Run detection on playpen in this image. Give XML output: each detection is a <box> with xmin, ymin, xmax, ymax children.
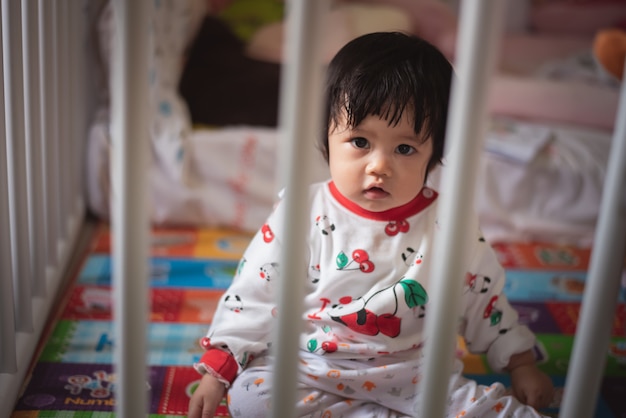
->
<box><xmin>0</xmin><ymin>0</ymin><xmax>93</xmax><ymax>415</ymax></box>
<box><xmin>1</xmin><ymin>0</ymin><xmax>625</xmax><ymax>417</ymax></box>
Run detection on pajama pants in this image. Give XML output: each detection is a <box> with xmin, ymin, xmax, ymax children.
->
<box><xmin>227</xmin><ymin>353</ymin><xmax>548</xmax><ymax>418</ymax></box>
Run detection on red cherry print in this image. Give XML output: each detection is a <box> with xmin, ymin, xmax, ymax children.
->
<box><xmin>385</xmin><ymin>220</ymin><xmax>409</xmax><ymax>236</ymax></box>
<box><xmin>200</xmin><ymin>337</ymin><xmax>211</xmax><ymax>349</ymax></box>
<box><xmin>352</xmin><ymin>249</ymin><xmax>368</xmax><ymax>263</ymax></box>
<box><xmin>339</xmin><ymin>296</ymin><xmax>353</xmax><ymax>305</ymax></box>
<box><xmin>322</xmin><ymin>341</ymin><xmax>338</xmax><ymax>353</ymax></box>
<box><xmin>385</xmin><ymin>222</ymin><xmax>399</xmax><ymax>236</ymax></box>
<box><xmin>377</xmin><ymin>313</ymin><xmax>401</xmax><ymax>338</ymax></box>
<box><xmin>465</xmin><ymin>273</ymin><xmax>476</xmax><ymax>287</ymax></box>
<box><xmin>359</xmin><ymin>259</ymin><xmax>375</xmax><ymax>273</ymax></box>
<box><xmin>261</xmin><ymin>224</ymin><xmax>274</xmax><ymax>243</ymax></box>
<box><xmin>307</xmin><ymin>297</ymin><xmax>331</xmax><ymax>320</ymax></box>
<box><xmin>484</xmin><ymin>295</ymin><xmax>498</xmax><ymax>318</ymax></box>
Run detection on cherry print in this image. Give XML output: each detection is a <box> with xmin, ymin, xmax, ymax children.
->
<box><xmin>484</xmin><ymin>295</ymin><xmax>498</xmax><ymax>318</ymax></box>
<box><xmin>466</xmin><ymin>273</ymin><xmax>477</xmax><ymax>287</ymax></box>
<box><xmin>261</xmin><ymin>224</ymin><xmax>274</xmax><ymax>243</ymax></box>
<box><xmin>385</xmin><ymin>222</ymin><xmax>399</xmax><ymax>236</ymax></box>
<box><xmin>307</xmin><ymin>297</ymin><xmax>331</xmax><ymax>320</ymax></box>
<box><xmin>322</xmin><ymin>341</ymin><xmax>338</xmax><ymax>353</ymax></box>
<box><xmin>352</xmin><ymin>249</ymin><xmax>368</xmax><ymax>263</ymax></box>
<box><xmin>339</xmin><ymin>296</ymin><xmax>353</xmax><ymax>304</ymax></box>
<box><xmin>385</xmin><ymin>219</ymin><xmax>410</xmax><ymax>236</ymax></box>
<box><xmin>352</xmin><ymin>249</ymin><xmax>375</xmax><ymax>273</ymax></box>
<box><xmin>377</xmin><ymin>313</ymin><xmax>401</xmax><ymax>338</ymax></box>
<box><xmin>200</xmin><ymin>337</ymin><xmax>211</xmax><ymax>349</ymax></box>
<box><xmin>359</xmin><ymin>260</ymin><xmax>375</xmax><ymax>273</ymax></box>
<box><xmin>337</xmin><ymin>250</ymin><xmax>375</xmax><ymax>273</ymax></box>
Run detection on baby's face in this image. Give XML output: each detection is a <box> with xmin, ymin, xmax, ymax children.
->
<box><xmin>328</xmin><ymin>111</ymin><xmax>433</xmax><ymax>213</ymax></box>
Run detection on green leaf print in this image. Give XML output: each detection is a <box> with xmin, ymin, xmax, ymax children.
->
<box><xmin>307</xmin><ymin>339</ymin><xmax>318</xmax><ymax>352</ymax></box>
<box><xmin>336</xmin><ymin>251</ymin><xmax>348</xmax><ymax>269</ymax></box>
<box><xmin>400</xmin><ymin>279</ymin><xmax>428</xmax><ymax>308</ymax></box>
<box><xmin>490</xmin><ymin>311</ymin><xmax>502</xmax><ymax>326</ymax></box>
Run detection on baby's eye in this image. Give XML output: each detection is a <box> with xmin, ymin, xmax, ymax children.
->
<box><xmin>351</xmin><ymin>137</ymin><xmax>369</xmax><ymax>149</ymax></box>
<box><xmin>396</xmin><ymin>144</ymin><xmax>416</xmax><ymax>155</ymax></box>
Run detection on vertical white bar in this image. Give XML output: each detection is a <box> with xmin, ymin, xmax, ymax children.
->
<box><xmin>22</xmin><ymin>0</ymin><xmax>46</xmax><ymax>296</ymax></box>
<box><xmin>418</xmin><ymin>1</ymin><xmax>504</xmax><ymax>416</ymax></box>
<box><xmin>2</xmin><ymin>0</ymin><xmax>33</xmax><ymax>332</ymax></box>
<box><xmin>70</xmin><ymin>0</ymin><xmax>85</xmax><ymax>214</ymax></box>
<box><xmin>56</xmin><ymin>0</ymin><xmax>69</xmax><ymax>240</ymax></box>
<box><xmin>1</xmin><ymin>2</ymin><xmax>88</xmax><ymax>411</ymax></box>
<box><xmin>111</xmin><ymin>0</ymin><xmax>151</xmax><ymax>416</ymax></box>
<box><xmin>559</xmin><ymin>70</ymin><xmax>626</xmax><ymax>418</ymax></box>
<box><xmin>0</xmin><ymin>1</ymin><xmax>17</xmax><ymax>374</ymax></box>
<box><xmin>51</xmin><ymin>2</ymin><xmax>62</xmax><ymax>247</ymax></box>
<box><xmin>269</xmin><ymin>1</ymin><xmax>329</xmax><ymax>417</ymax></box>
<box><xmin>40</xmin><ymin>0</ymin><xmax>60</xmax><ymax>269</ymax></box>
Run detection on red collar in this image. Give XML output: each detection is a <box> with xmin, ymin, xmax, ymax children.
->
<box><xmin>328</xmin><ymin>181</ymin><xmax>438</xmax><ymax>221</ymax></box>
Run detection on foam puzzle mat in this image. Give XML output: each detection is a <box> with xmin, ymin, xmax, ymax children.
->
<box><xmin>11</xmin><ymin>224</ymin><xmax>626</xmax><ymax>417</ymax></box>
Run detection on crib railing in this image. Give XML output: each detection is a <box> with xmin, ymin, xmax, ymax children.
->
<box><xmin>0</xmin><ymin>1</ymin><xmax>93</xmax><ymax>415</ymax></box>
<box><xmin>2</xmin><ymin>0</ymin><xmax>625</xmax><ymax>417</ymax></box>
<box><xmin>112</xmin><ymin>0</ymin><xmax>626</xmax><ymax>417</ymax></box>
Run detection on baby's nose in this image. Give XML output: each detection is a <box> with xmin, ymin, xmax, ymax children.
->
<box><xmin>366</xmin><ymin>153</ymin><xmax>392</xmax><ymax>176</ymax></box>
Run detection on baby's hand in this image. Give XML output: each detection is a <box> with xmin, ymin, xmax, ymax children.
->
<box><xmin>509</xmin><ymin>363</ymin><xmax>554</xmax><ymax>411</ymax></box>
<box><xmin>188</xmin><ymin>373</ymin><xmax>226</xmax><ymax>418</ymax></box>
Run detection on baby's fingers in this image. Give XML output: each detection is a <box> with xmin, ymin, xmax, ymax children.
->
<box><xmin>519</xmin><ymin>387</ymin><xmax>552</xmax><ymax>411</ymax></box>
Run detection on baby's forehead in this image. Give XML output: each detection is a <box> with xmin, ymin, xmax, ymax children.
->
<box><xmin>337</xmin><ymin>110</ymin><xmax>423</xmax><ymax>130</ymax></box>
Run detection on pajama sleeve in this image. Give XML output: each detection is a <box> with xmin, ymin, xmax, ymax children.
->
<box><xmin>194</xmin><ymin>198</ymin><xmax>290</xmax><ymax>381</ymax></box>
<box><xmin>459</xmin><ymin>233</ymin><xmax>536</xmax><ymax>372</ymax></box>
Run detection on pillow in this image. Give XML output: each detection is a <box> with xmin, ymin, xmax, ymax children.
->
<box><xmin>488</xmin><ymin>74</ymin><xmax>619</xmax><ymax>131</ymax></box>
<box><xmin>530</xmin><ymin>0</ymin><xmax>626</xmax><ymax>37</ymax></box>
<box><xmin>95</xmin><ymin>0</ymin><xmax>206</xmax><ymax>182</ymax></box>
<box><xmin>246</xmin><ymin>3</ymin><xmax>412</xmax><ymax>63</ymax></box>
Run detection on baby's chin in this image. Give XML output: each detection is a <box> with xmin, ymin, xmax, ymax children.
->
<box><xmin>354</xmin><ymin>196</ymin><xmax>398</xmax><ymax>213</ymax></box>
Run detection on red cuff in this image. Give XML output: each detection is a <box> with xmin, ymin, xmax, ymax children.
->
<box><xmin>198</xmin><ymin>348</ymin><xmax>239</xmax><ymax>385</ymax></box>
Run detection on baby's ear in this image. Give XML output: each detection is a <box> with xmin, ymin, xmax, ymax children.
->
<box><xmin>593</xmin><ymin>28</ymin><xmax>626</xmax><ymax>82</ymax></box>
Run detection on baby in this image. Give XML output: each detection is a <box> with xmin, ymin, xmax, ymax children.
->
<box><xmin>188</xmin><ymin>31</ymin><xmax>554</xmax><ymax>418</ymax></box>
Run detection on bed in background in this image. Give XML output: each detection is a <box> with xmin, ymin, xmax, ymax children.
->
<box><xmin>85</xmin><ymin>0</ymin><xmax>626</xmax><ymax>246</ymax></box>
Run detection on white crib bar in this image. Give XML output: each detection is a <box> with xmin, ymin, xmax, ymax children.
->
<box><xmin>70</xmin><ymin>0</ymin><xmax>86</xmax><ymax>219</ymax></box>
<box><xmin>0</xmin><ymin>0</ymin><xmax>17</xmax><ymax>377</ymax></box>
<box><xmin>269</xmin><ymin>0</ymin><xmax>330</xmax><ymax>416</ymax></box>
<box><xmin>23</xmin><ymin>0</ymin><xmax>46</xmax><ymax>296</ymax></box>
<box><xmin>419</xmin><ymin>1</ymin><xmax>504</xmax><ymax>416</ymax></box>
<box><xmin>559</xmin><ymin>67</ymin><xmax>626</xmax><ymax>418</ymax></box>
<box><xmin>110</xmin><ymin>0</ymin><xmax>151</xmax><ymax>416</ymax></box>
<box><xmin>39</xmin><ymin>0</ymin><xmax>60</xmax><ymax>269</ymax></box>
<box><xmin>3</xmin><ymin>0</ymin><xmax>33</xmax><ymax>334</ymax></box>
<box><xmin>0</xmin><ymin>2</ymin><xmax>624</xmax><ymax>418</ymax></box>
<box><xmin>58</xmin><ymin>0</ymin><xmax>70</xmax><ymax>241</ymax></box>
<box><xmin>0</xmin><ymin>1</ymin><xmax>87</xmax><ymax>415</ymax></box>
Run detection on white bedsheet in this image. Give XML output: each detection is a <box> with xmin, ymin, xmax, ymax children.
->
<box><xmin>86</xmin><ymin>113</ymin><xmax>617</xmax><ymax>246</ymax></box>
<box><xmin>476</xmin><ymin>119</ymin><xmax>612</xmax><ymax>245</ymax></box>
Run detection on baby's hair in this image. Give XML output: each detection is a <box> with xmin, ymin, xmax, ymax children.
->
<box><xmin>321</xmin><ymin>31</ymin><xmax>453</xmax><ymax>179</ymax></box>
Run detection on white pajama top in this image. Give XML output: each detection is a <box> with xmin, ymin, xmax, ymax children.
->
<box><xmin>196</xmin><ymin>180</ymin><xmax>536</xmax><ymax>403</ymax></box>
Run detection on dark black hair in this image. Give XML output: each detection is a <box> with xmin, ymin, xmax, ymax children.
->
<box><xmin>321</xmin><ymin>31</ymin><xmax>453</xmax><ymax>181</ymax></box>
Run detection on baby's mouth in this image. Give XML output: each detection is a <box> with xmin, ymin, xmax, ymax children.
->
<box><xmin>363</xmin><ymin>186</ymin><xmax>389</xmax><ymax>200</ymax></box>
